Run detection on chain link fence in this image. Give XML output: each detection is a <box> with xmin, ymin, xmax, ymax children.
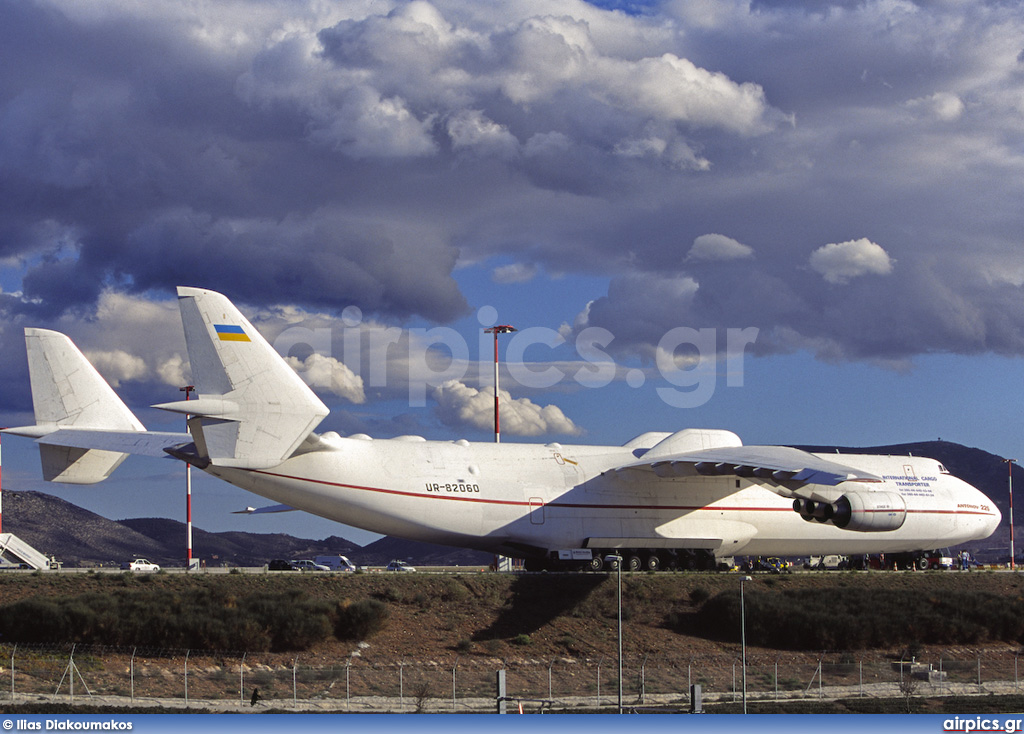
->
<box><xmin>3</xmin><ymin>643</ymin><xmax>1023</xmax><ymax>712</ymax></box>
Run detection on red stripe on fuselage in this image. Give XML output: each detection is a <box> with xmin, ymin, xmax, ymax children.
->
<box><xmin>246</xmin><ymin>469</ymin><xmax>997</xmax><ymax>518</ymax></box>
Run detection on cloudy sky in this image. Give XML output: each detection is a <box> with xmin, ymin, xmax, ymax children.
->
<box><xmin>2</xmin><ymin>0</ymin><xmax>1024</xmax><ymax>545</ymax></box>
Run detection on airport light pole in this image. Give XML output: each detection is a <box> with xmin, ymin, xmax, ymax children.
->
<box><xmin>1007</xmin><ymin>458</ymin><xmax>1017</xmax><ymax>570</ymax></box>
<box><xmin>484</xmin><ymin>325</ymin><xmax>516</xmax><ymax>443</ymax></box>
<box><xmin>604</xmin><ymin>553</ymin><xmax>623</xmax><ymax>713</ymax></box>
<box><xmin>181</xmin><ymin>385</ymin><xmax>195</xmax><ymax>569</ymax></box>
<box><xmin>741</xmin><ymin>575</ymin><xmax>752</xmax><ymax>714</ymax></box>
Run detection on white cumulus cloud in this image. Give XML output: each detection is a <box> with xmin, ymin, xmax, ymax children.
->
<box><xmin>83</xmin><ymin>349</ymin><xmax>149</xmax><ymax>387</ymax></box>
<box><xmin>906</xmin><ymin>92</ymin><xmax>965</xmax><ymax>122</ymax></box>
<box><xmin>492</xmin><ymin>262</ymin><xmax>538</xmax><ymax>284</ymax></box>
<box><xmin>431</xmin><ymin>379</ymin><xmax>581</xmax><ymax>436</ymax></box>
<box><xmin>687</xmin><ymin>233</ymin><xmax>754</xmax><ymax>262</ymax></box>
<box><xmin>285</xmin><ymin>353</ymin><xmax>366</xmax><ymax>404</ymax></box>
<box><xmin>810</xmin><ymin>238</ymin><xmax>895</xmax><ymax>285</ymax></box>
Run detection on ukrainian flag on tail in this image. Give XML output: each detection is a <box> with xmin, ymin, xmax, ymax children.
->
<box><xmin>214</xmin><ymin>324</ymin><xmax>250</xmax><ymax>342</ymax></box>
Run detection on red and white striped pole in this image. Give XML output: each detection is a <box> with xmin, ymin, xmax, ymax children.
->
<box><xmin>484</xmin><ymin>325</ymin><xmax>516</xmax><ymax>443</ymax></box>
<box><xmin>181</xmin><ymin>385</ymin><xmax>195</xmax><ymax>568</ymax></box>
<box><xmin>1006</xmin><ymin>458</ymin><xmax>1016</xmax><ymax>570</ymax></box>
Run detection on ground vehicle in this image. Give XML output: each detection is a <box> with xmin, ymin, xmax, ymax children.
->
<box><xmin>121</xmin><ymin>558</ymin><xmax>160</xmax><ymax>572</ymax></box>
<box><xmin>386</xmin><ymin>560</ymin><xmax>416</xmax><ymax>572</ymax></box>
<box><xmin>314</xmin><ymin>555</ymin><xmax>357</xmax><ymax>571</ymax></box>
<box><xmin>744</xmin><ymin>556</ymin><xmax>791</xmax><ymax>574</ymax></box>
<box><xmin>809</xmin><ymin>554</ymin><xmax>848</xmax><ymax>570</ymax></box>
<box><xmin>267</xmin><ymin>559</ymin><xmax>296</xmax><ymax>571</ymax></box>
<box><xmin>291</xmin><ymin>559</ymin><xmax>330</xmax><ymax>571</ymax></box>
<box><xmin>923</xmin><ymin>551</ymin><xmax>954</xmax><ymax>570</ymax></box>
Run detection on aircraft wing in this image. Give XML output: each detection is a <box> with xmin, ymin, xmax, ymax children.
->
<box><xmin>611</xmin><ymin>444</ymin><xmax>880</xmax><ymax>495</ymax></box>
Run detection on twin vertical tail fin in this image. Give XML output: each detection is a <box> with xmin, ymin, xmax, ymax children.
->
<box><xmin>8</xmin><ymin>329</ymin><xmax>146</xmax><ymax>483</ymax></box>
<box><xmin>4</xmin><ymin>287</ymin><xmax>330</xmax><ymax>481</ymax></box>
<box><xmin>152</xmin><ymin>287</ymin><xmax>329</xmax><ymax>470</ymax></box>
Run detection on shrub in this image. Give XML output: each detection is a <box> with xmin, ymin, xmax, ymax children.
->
<box><xmin>684</xmin><ymin>587</ymin><xmax>1024</xmax><ymax>650</ymax></box>
<box><xmin>334</xmin><ymin>599</ymin><xmax>389</xmax><ymax>640</ymax></box>
<box><xmin>0</xmin><ymin>586</ymin><xmax>336</xmax><ymax>652</ymax></box>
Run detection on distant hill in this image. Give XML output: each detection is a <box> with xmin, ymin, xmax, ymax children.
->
<box><xmin>2</xmin><ymin>440</ymin><xmax>1015</xmax><ymax>567</ymax></box>
<box><xmin>1</xmin><ymin>490</ymin><xmax>492</xmax><ymax>568</ymax></box>
<box><xmin>1</xmin><ymin>491</ymin><xmax>167</xmax><ymax>566</ymax></box>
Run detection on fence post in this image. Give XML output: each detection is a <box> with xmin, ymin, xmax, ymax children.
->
<box><xmin>548</xmin><ymin>658</ymin><xmax>554</xmax><ymax>703</ymax></box>
<box><xmin>452</xmin><ymin>656</ymin><xmax>459</xmax><ymax>712</ymax></box>
<box><xmin>640</xmin><ymin>654</ymin><xmax>648</xmax><ymax>703</ymax></box>
<box><xmin>293</xmin><ymin>655</ymin><xmax>298</xmax><ymax>707</ymax></box>
<box><xmin>130</xmin><ymin>647</ymin><xmax>136</xmax><ymax>703</ymax></box>
<box><xmin>240</xmin><ymin>652</ymin><xmax>246</xmax><ymax>705</ymax></box>
<box><xmin>977</xmin><ymin>655</ymin><xmax>982</xmax><ymax>688</ymax></box>
<box><xmin>346</xmin><ymin>659</ymin><xmax>351</xmax><ymax>711</ymax></box>
<box><xmin>597</xmin><ymin>658</ymin><xmax>603</xmax><ymax>710</ymax></box>
<box><xmin>10</xmin><ymin>644</ymin><xmax>15</xmax><ymax>702</ymax></box>
<box><xmin>496</xmin><ymin>668</ymin><xmax>507</xmax><ymax>714</ymax></box>
<box><xmin>184</xmin><ymin>649</ymin><xmax>190</xmax><ymax>707</ymax></box>
<box><xmin>399</xmin><ymin>659</ymin><xmax>404</xmax><ymax>713</ymax></box>
<box><xmin>775</xmin><ymin>660</ymin><xmax>779</xmax><ymax>701</ymax></box>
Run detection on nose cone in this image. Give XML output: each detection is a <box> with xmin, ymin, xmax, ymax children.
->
<box><xmin>985</xmin><ymin>499</ymin><xmax>1003</xmax><ymax>539</ymax></box>
<box><xmin>969</xmin><ymin>481</ymin><xmax>1001</xmax><ymax>540</ymax></box>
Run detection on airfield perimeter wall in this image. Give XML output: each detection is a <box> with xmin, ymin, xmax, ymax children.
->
<box><xmin>3</xmin><ymin>642</ymin><xmax>1023</xmax><ymax>713</ymax></box>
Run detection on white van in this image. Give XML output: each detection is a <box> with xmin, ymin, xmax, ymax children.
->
<box><xmin>314</xmin><ymin>555</ymin><xmax>357</xmax><ymax>572</ymax></box>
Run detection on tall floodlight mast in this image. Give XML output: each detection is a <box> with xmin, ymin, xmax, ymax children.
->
<box><xmin>484</xmin><ymin>325</ymin><xmax>516</xmax><ymax>443</ymax></box>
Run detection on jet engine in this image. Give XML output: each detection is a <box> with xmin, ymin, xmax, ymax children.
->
<box><xmin>793</xmin><ymin>491</ymin><xmax>906</xmax><ymax>532</ymax></box>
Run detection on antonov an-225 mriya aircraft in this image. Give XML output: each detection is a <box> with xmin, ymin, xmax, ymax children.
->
<box><xmin>3</xmin><ymin>287</ymin><xmax>1001</xmax><ymax>571</ymax></box>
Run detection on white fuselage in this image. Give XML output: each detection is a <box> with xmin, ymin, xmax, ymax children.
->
<box><xmin>206</xmin><ymin>434</ymin><xmax>1001</xmax><ymax>558</ymax></box>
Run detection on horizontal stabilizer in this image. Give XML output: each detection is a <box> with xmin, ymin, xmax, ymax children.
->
<box><xmin>36</xmin><ymin>428</ymin><xmax>192</xmax><ymax>458</ymax></box>
<box><xmin>2</xmin><ymin>329</ymin><xmax>147</xmax><ymax>484</ymax></box>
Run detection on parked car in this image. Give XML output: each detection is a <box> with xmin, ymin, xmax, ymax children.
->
<box><xmin>267</xmin><ymin>559</ymin><xmax>296</xmax><ymax>571</ymax></box>
<box><xmin>386</xmin><ymin>560</ymin><xmax>416</xmax><ymax>572</ymax></box>
<box><xmin>291</xmin><ymin>559</ymin><xmax>330</xmax><ymax>572</ymax></box>
<box><xmin>121</xmin><ymin>558</ymin><xmax>160</xmax><ymax>572</ymax></box>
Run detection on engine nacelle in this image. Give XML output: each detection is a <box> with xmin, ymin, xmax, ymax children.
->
<box><xmin>832</xmin><ymin>491</ymin><xmax>907</xmax><ymax>532</ymax></box>
<box><xmin>792</xmin><ymin>491</ymin><xmax>907</xmax><ymax>531</ymax></box>
<box><xmin>793</xmin><ymin>498</ymin><xmax>833</xmax><ymax>523</ymax></box>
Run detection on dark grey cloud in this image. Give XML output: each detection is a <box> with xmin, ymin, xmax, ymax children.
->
<box><xmin>0</xmin><ymin>0</ymin><xmax>1023</xmax><ymax>377</ymax></box>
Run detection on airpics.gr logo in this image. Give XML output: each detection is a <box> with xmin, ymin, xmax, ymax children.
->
<box><xmin>214</xmin><ymin>324</ymin><xmax>250</xmax><ymax>342</ymax></box>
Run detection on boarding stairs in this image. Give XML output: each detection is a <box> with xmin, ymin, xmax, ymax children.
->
<box><xmin>0</xmin><ymin>532</ymin><xmax>51</xmax><ymax>569</ymax></box>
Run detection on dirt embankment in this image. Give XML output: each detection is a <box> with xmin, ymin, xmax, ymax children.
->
<box><xmin>2</xmin><ymin>569</ymin><xmax>1022</xmax><ymax>666</ymax></box>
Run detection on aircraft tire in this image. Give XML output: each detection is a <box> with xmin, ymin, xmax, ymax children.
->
<box><xmin>626</xmin><ymin>555</ymin><xmax>643</xmax><ymax>572</ymax></box>
<box><xmin>588</xmin><ymin>556</ymin><xmax>605</xmax><ymax>572</ymax></box>
<box><xmin>916</xmin><ymin>557</ymin><xmax>929</xmax><ymax>571</ymax></box>
<box><xmin>645</xmin><ymin>554</ymin><xmax>660</xmax><ymax>572</ymax></box>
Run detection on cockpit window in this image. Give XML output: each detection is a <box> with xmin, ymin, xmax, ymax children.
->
<box><xmin>937</xmin><ymin>463</ymin><xmax>949</xmax><ymax>474</ymax></box>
